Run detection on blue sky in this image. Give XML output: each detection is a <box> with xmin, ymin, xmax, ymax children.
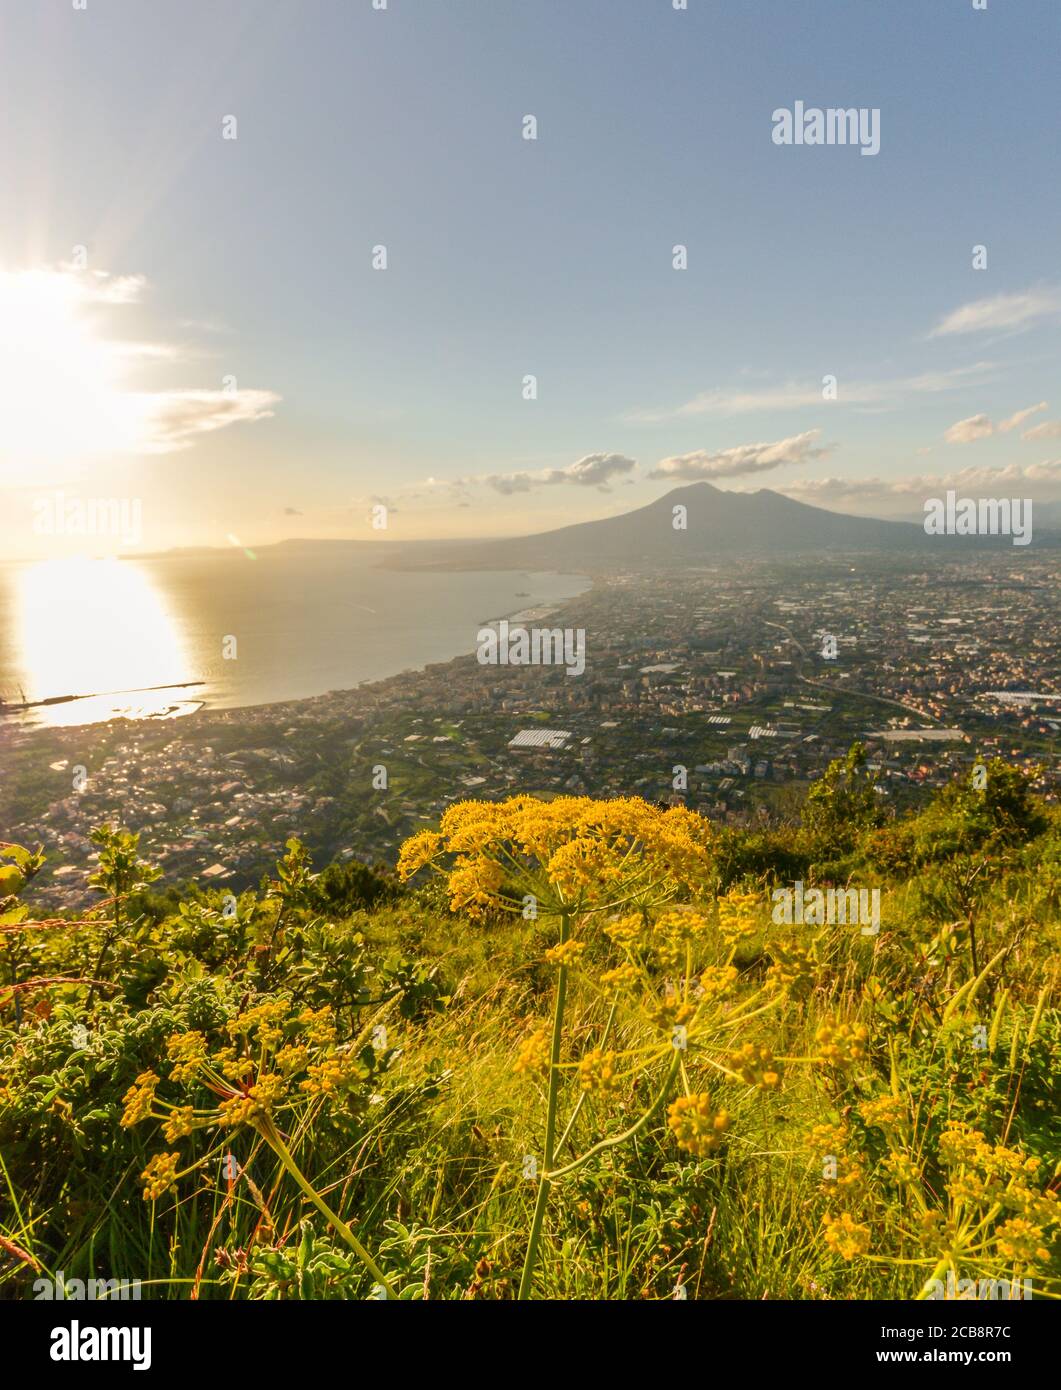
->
<box><xmin>2</xmin><ymin>0</ymin><xmax>1060</xmax><ymax>554</ymax></box>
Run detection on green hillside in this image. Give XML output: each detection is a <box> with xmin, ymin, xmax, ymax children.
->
<box><xmin>1</xmin><ymin>749</ymin><xmax>1058</xmax><ymax>1301</ymax></box>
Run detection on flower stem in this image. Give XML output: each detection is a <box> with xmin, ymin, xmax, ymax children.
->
<box><xmin>517</xmin><ymin>913</ymin><xmax>569</xmax><ymax>1300</ymax></box>
<box><xmin>260</xmin><ymin>1122</ymin><xmax>396</xmax><ymax>1299</ymax></box>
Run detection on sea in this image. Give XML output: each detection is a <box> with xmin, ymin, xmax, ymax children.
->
<box><xmin>0</xmin><ymin>545</ymin><xmax>590</xmax><ymax>730</ymax></box>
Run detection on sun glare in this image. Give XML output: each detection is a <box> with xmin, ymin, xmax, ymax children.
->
<box><xmin>0</xmin><ymin>267</ymin><xmax>142</xmax><ymax>479</ymax></box>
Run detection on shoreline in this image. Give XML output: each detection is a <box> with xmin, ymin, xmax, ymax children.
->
<box><xmin>2</xmin><ymin>579</ymin><xmax>596</xmax><ymax>738</ymax></box>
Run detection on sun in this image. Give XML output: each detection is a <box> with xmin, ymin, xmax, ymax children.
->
<box><xmin>0</xmin><ymin>266</ymin><xmax>145</xmax><ymax>481</ymax></box>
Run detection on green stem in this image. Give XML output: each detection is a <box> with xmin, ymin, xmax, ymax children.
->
<box><xmin>260</xmin><ymin>1122</ymin><xmax>396</xmax><ymax>1300</ymax></box>
<box><xmin>554</xmin><ymin>1001</ymin><xmax>618</xmax><ymax>1155</ymax></box>
<box><xmin>517</xmin><ymin>913</ymin><xmax>569</xmax><ymax>1300</ymax></box>
<box><xmin>546</xmin><ymin>1049</ymin><xmax>681</xmax><ymax>1181</ymax></box>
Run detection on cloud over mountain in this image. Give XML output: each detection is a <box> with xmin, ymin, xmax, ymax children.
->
<box><xmin>650</xmin><ymin>429</ymin><xmax>830</xmax><ymax>481</ymax></box>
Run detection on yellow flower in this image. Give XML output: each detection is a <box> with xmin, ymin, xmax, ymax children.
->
<box><xmin>808</xmin><ymin>1121</ymin><xmax>850</xmax><ymax>1155</ymax></box>
<box><xmin>120</xmin><ymin>1071</ymin><xmax>159</xmax><ymax>1127</ymax></box>
<box><xmin>667</xmin><ymin>1093</ymin><xmax>730</xmax><ymax>1156</ymax></box>
<box><xmin>396</xmin><ymin>829</ymin><xmax>443</xmax><ymax>879</ymax></box>
<box><xmin>166</xmin><ymin>1031</ymin><xmax>208</xmax><ymax>1083</ymax></box>
<box><xmin>218</xmin><ymin>1073</ymin><xmax>287</xmax><ymax>1125</ymax></box>
<box><xmin>994</xmin><ymin>1217</ymin><xmax>1050</xmax><ymax>1267</ymax></box>
<box><xmin>513</xmin><ymin>1027</ymin><xmax>550</xmax><ymax>1076</ymax></box>
<box><xmin>578</xmin><ymin>1049</ymin><xmax>617</xmax><ymax>1094</ymax></box>
<box><xmin>859</xmin><ymin>1094</ymin><xmax>907</xmax><ymax>1132</ymax></box>
<box><xmin>647</xmin><ymin>998</ymin><xmax>695</xmax><ymax>1033</ymax></box>
<box><xmin>717</xmin><ymin>891</ymin><xmax>760</xmax><ymax>942</ymax></box>
<box><xmin>918</xmin><ymin>1210</ymin><xmax>947</xmax><ymax>1239</ymax></box>
<box><xmin>822</xmin><ymin>1211</ymin><xmax>870</xmax><ymax>1260</ymax></box>
<box><xmin>446</xmin><ymin>855</ymin><xmax>506</xmax><ymax>919</ymax></box>
<box><xmin>396</xmin><ymin>795</ymin><xmax>716</xmax><ymax>925</ymax></box>
<box><xmin>544</xmin><ymin>939</ymin><xmax>586</xmax><ymax>967</ymax></box>
<box><xmin>698</xmin><ymin>964</ymin><xmax>737</xmax><ymax>1001</ymax></box>
<box><xmin>730</xmin><ymin>1042</ymin><xmax>782</xmax><ymax>1090</ymax></box>
<box><xmin>299</xmin><ymin>1054</ymin><xmax>368</xmax><ymax>1098</ymax></box>
<box><xmin>297</xmin><ymin>1005</ymin><xmax>337</xmax><ymax>1047</ymax></box>
<box><xmin>141</xmin><ymin>1151</ymin><xmax>180</xmax><ymax>1202</ymax></box>
<box><xmin>814</xmin><ymin>1017</ymin><xmax>869</xmax><ymax>1068</ymax></box>
<box><xmin>227</xmin><ymin>1001</ymin><xmax>289</xmax><ymax>1049</ymax></box>
<box><xmin>883</xmin><ymin>1150</ymin><xmax>918</xmax><ymax>1184</ymax></box>
<box><xmin>162</xmin><ymin>1106</ymin><xmax>197</xmax><ymax>1142</ymax></box>
<box><xmin>650</xmin><ymin>907</ymin><xmax>711</xmax><ymax>967</ymax></box>
<box><xmin>275</xmin><ymin>1043</ymin><xmax>311</xmax><ymax>1077</ymax></box>
<box><xmin>938</xmin><ymin>1122</ymin><xmax>988</xmax><ymax>1169</ymax></box>
<box><xmin>765</xmin><ymin>938</ymin><xmax>817</xmax><ymax>1001</ymax></box>
<box><xmin>604</xmin><ymin>914</ymin><xmax>648</xmax><ymax>950</ymax></box>
<box><xmin>599</xmin><ymin>963</ymin><xmax>639</xmax><ymax>996</ymax></box>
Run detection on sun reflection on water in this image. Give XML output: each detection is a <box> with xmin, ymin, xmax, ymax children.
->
<box><xmin>8</xmin><ymin>557</ymin><xmax>196</xmax><ymax>726</ymax></box>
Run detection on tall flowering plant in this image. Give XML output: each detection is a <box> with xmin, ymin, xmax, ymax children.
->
<box><xmin>399</xmin><ymin>796</ymin><xmax>762</xmax><ymax>1298</ymax></box>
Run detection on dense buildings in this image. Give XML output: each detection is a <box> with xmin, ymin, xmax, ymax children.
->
<box><xmin>4</xmin><ymin>550</ymin><xmax>1058</xmax><ymax>911</ymax></box>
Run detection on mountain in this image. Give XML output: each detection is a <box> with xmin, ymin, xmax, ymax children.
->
<box><xmin>385</xmin><ymin>483</ymin><xmax>931</xmax><ymax>572</ymax></box>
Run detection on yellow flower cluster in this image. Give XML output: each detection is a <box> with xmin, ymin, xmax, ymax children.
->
<box><xmin>603</xmin><ymin>914</ymin><xmax>648</xmax><ymax>951</ymax></box>
<box><xmin>161</xmin><ymin>1105</ymin><xmax>197</xmax><ymax>1142</ymax></box>
<box><xmin>646</xmin><ymin>997</ymin><xmax>696</xmax><ymax>1033</ymax></box>
<box><xmin>667</xmin><ymin>1093</ymin><xmax>730</xmax><ymax>1156</ymax></box>
<box><xmin>814</xmin><ymin>1018</ymin><xmax>869</xmax><ymax>1068</ymax></box>
<box><xmin>716</xmin><ymin>891</ymin><xmax>761</xmax><ymax>943</ymax></box>
<box><xmin>994</xmin><ymin>1217</ymin><xmax>1051</xmax><ymax>1266</ymax></box>
<box><xmin>808</xmin><ymin>1121</ymin><xmax>851</xmax><ymax>1156</ymax></box>
<box><xmin>300</xmin><ymin>1053</ymin><xmax>369</xmax><ymax>1097</ymax></box>
<box><xmin>882</xmin><ymin>1150</ymin><xmax>918</xmax><ymax>1184</ymax></box>
<box><xmin>822</xmin><ymin>1211</ymin><xmax>870</xmax><ymax>1260</ymax></box>
<box><xmin>578</xmin><ymin>1049</ymin><xmax>617</xmax><ymax>1094</ymax></box>
<box><xmin>227</xmin><ymin>999</ymin><xmax>290</xmax><ymax>1048</ymax></box>
<box><xmin>140</xmin><ymin>1151</ymin><xmax>180</xmax><ymax>1202</ymax></box>
<box><xmin>218</xmin><ymin>1073</ymin><xmax>287</xmax><ymax>1126</ymax></box>
<box><xmin>650</xmin><ymin>908</ymin><xmax>712</xmax><ymax>968</ymax></box>
<box><xmin>698</xmin><ymin>964</ymin><xmax>737</xmax><ymax>1001</ymax></box>
<box><xmin>122</xmin><ymin>999</ymin><xmax>393</xmax><ymax>1207</ymax></box>
<box><xmin>513</xmin><ymin>1027</ymin><xmax>550</xmax><ymax>1076</ymax></box>
<box><xmin>765</xmin><ymin>937</ymin><xmax>818</xmax><ymax>1001</ymax></box>
<box><xmin>935</xmin><ymin>1123</ymin><xmax>1059</xmax><ymax>1253</ymax></box>
<box><xmin>859</xmin><ymin>1094</ymin><xmax>907</xmax><ymax>1132</ymax></box>
<box><xmin>397</xmin><ymin>796</ymin><xmax>715</xmax><ymax>920</ymax></box>
<box><xmin>598</xmin><ymin>963</ymin><xmax>639</xmax><ymax>996</ymax></box>
<box><xmin>167</xmin><ymin>1031</ymin><xmax>209</xmax><ymax>1083</ymax></box>
<box><xmin>120</xmin><ymin>1071</ymin><xmax>159</xmax><ymax>1127</ymax></box>
<box><xmin>730</xmin><ymin>1042</ymin><xmax>782</xmax><ymax>1090</ymax></box>
<box><xmin>544</xmin><ymin>939</ymin><xmax>586</xmax><ymax>967</ymax></box>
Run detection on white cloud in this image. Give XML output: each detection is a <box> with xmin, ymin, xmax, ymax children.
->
<box><xmin>129</xmin><ymin>389</ymin><xmax>280</xmax><ymax>453</ymax></box>
<box><xmin>999</xmin><ymin>402</ymin><xmax>1047</xmax><ymax>432</ymax></box>
<box><xmin>944</xmin><ymin>413</ymin><xmax>994</xmax><ymax>444</ymax></box>
<box><xmin>650</xmin><ymin>429</ymin><xmax>830</xmax><ymax>481</ymax></box>
<box><xmin>781</xmin><ymin>460</ymin><xmax>1061</xmax><ymax>507</ymax></box>
<box><xmin>465</xmin><ymin>452</ymin><xmax>637</xmax><ymax>494</ymax></box>
<box><xmin>0</xmin><ymin>264</ymin><xmax>279</xmax><ymax>471</ymax></box>
<box><xmin>627</xmin><ymin>363</ymin><xmax>995</xmax><ymax>423</ymax></box>
<box><xmin>1026</xmin><ymin>459</ymin><xmax>1061</xmax><ymax>482</ymax></box>
<box><xmin>929</xmin><ymin>287</ymin><xmax>1061</xmax><ymax>338</ymax></box>
<box><xmin>1020</xmin><ymin>420</ymin><xmax>1061</xmax><ymax>442</ymax></box>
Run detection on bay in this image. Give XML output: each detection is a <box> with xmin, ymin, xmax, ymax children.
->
<box><xmin>0</xmin><ymin>544</ymin><xmax>589</xmax><ymax>729</ymax></box>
